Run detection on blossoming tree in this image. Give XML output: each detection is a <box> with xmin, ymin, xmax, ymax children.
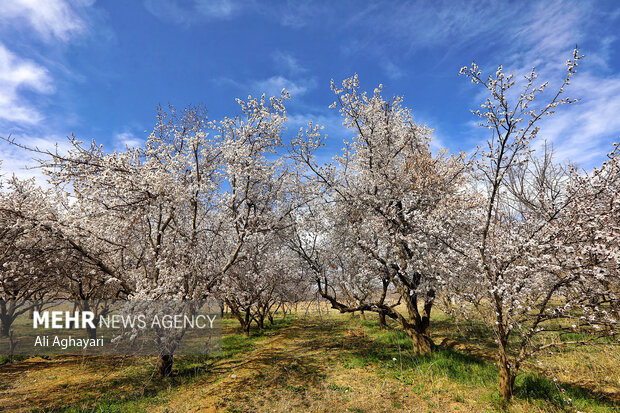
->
<box><xmin>454</xmin><ymin>49</ymin><xmax>619</xmax><ymax>400</ymax></box>
<box><xmin>291</xmin><ymin>76</ymin><xmax>471</xmax><ymax>353</ymax></box>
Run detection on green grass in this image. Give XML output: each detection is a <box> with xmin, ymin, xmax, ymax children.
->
<box><xmin>339</xmin><ymin>322</ymin><xmax>497</xmax><ymax>388</ymax></box>
<box><xmin>514</xmin><ymin>373</ymin><xmax>619</xmax><ymax>412</ymax></box>
<box><xmin>338</xmin><ymin>316</ymin><xmax>619</xmax><ymax>411</ymax></box>
<box><xmin>0</xmin><ymin>354</ymin><xmax>28</xmax><ymax>365</ymax></box>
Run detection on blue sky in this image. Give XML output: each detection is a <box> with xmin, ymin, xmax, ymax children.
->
<box><xmin>1</xmin><ymin>0</ymin><xmax>619</xmax><ymax>181</ymax></box>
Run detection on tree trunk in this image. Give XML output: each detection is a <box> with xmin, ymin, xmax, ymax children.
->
<box><xmin>498</xmin><ymin>353</ymin><xmax>515</xmax><ymax>400</ymax></box>
<box><xmin>8</xmin><ymin>330</ymin><xmax>17</xmax><ymax>358</ymax></box>
<box><xmin>359</xmin><ymin>310</ymin><xmax>366</xmax><ymax>320</ymax></box>
<box><xmin>379</xmin><ymin>312</ymin><xmax>387</xmax><ymax>330</ymax></box>
<box><xmin>243</xmin><ymin>308</ymin><xmax>252</xmax><ymax>337</ymax></box>
<box><xmin>406</xmin><ymin>327</ymin><xmax>433</xmax><ymax>354</ymax></box>
<box><xmin>228</xmin><ymin>301</ymin><xmax>252</xmax><ymax>337</ymax></box>
<box><xmin>86</xmin><ymin>326</ymin><xmax>97</xmax><ymax>340</ymax></box>
<box><xmin>157</xmin><ymin>354</ymin><xmax>173</xmax><ymax>378</ymax></box>
<box><xmin>0</xmin><ymin>314</ymin><xmax>12</xmax><ymax>337</ymax></box>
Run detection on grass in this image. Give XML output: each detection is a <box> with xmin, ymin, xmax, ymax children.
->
<box><xmin>0</xmin><ymin>309</ymin><xmax>618</xmax><ymax>412</ymax></box>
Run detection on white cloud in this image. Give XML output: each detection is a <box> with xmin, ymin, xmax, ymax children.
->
<box><xmin>195</xmin><ymin>0</ymin><xmax>237</xmax><ymax>18</ymax></box>
<box><xmin>534</xmin><ymin>74</ymin><xmax>620</xmax><ymax>168</ymax></box>
<box><xmin>287</xmin><ymin>113</ymin><xmax>347</xmax><ymax>136</ymax></box>
<box><xmin>143</xmin><ymin>0</ymin><xmax>328</xmax><ymax>28</ymax></box>
<box><xmin>0</xmin><ymin>0</ymin><xmax>99</xmax><ymax>182</ymax></box>
<box><xmin>342</xmin><ymin>1</ymin><xmax>510</xmax><ymax>56</ymax></box>
<box><xmin>276</xmin><ymin>2</ymin><xmax>321</xmax><ymax>29</ymax></box>
<box><xmin>0</xmin><ymin>134</ymin><xmax>73</xmax><ymax>186</ymax></box>
<box><xmin>506</xmin><ymin>3</ymin><xmax>618</xmax><ymax>168</ymax></box>
<box><xmin>213</xmin><ymin>74</ymin><xmax>316</xmax><ymax>103</ymax></box>
<box><xmin>515</xmin><ymin>1</ymin><xmax>584</xmax><ymax>60</ymax></box>
<box><xmin>0</xmin><ymin>43</ymin><xmax>54</xmax><ymax>124</ymax></box>
<box><xmin>252</xmin><ymin>76</ymin><xmax>315</xmax><ymax>97</ymax></box>
<box><xmin>450</xmin><ymin>0</ymin><xmax>618</xmax><ymax>169</ymax></box>
<box><xmin>272</xmin><ymin>51</ymin><xmax>306</xmax><ymax>75</ymax></box>
<box><xmin>143</xmin><ymin>0</ymin><xmax>194</xmax><ymax>25</ymax></box>
<box><xmin>383</xmin><ymin>60</ymin><xmax>404</xmax><ymax>80</ymax></box>
<box><xmin>0</xmin><ymin>0</ymin><xmax>87</xmax><ymax>42</ymax></box>
<box><xmin>144</xmin><ymin>0</ymin><xmax>240</xmax><ymax>24</ymax></box>
<box><xmin>113</xmin><ymin>131</ymin><xmax>143</xmax><ymax>150</ymax></box>
<box><xmin>211</xmin><ymin>76</ymin><xmax>244</xmax><ymax>89</ymax></box>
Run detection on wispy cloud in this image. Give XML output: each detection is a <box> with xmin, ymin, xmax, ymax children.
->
<box><xmin>113</xmin><ymin>131</ymin><xmax>143</xmax><ymax>151</ymax></box>
<box><xmin>143</xmin><ymin>0</ymin><xmax>335</xmax><ymax>29</ymax></box>
<box><xmin>272</xmin><ymin>51</ymin><xmax>306</xmax><ymax>75</ymax></box>
<box><xmin>0</xmin><ymin>43</ymin><xmax>54</xmax><ymax>124</ymax></box>
<box><xmin>382</xmin><ymin>60</ymin><xmax>404</xmax><ymax>80</ymax></box>
<box><xmin>0</xmin><ymin>133</ymin><xmax>73</xmax><ymax>186</ymax></box>
<box><xmin>0</xmin><ymin>0</ymin><xmax>98</xmax><ymax>181</ymax></box>
<box><xmin>534</xmin><ymin>74</ymin><xmax>620</xmax><ymax>168</ymax></box>
<box><xmin>252</xmin><ymin>76</ymin><xmax>315</xmax><ymax>97</ymax></box>
<box><xmin>448</xmin><ymin>0</ymin><xmax>619</xmax><ymax>168</ymax></box>
<box><xmin>515</xmin><ymin>5</ymin><xmax>619</xmax><ymax>168</ymax></box>
<box><xmin>342</xmin><ymin>0</ymin><xmax>511</xmax><ymax>57</ymax></box>
<box><xmin>514</xmin><ymin>1</ymin><xmax>584</xmax><ymax>59</ymax></box>
<box><xmin>0</xmin><ymin>0</ymin><xmax>88</xmax><ymax>42</ymax></box>
<box><xmin>0</xmin><ymin>0</ymin><xmax>97</xmax><ymax>129</ymax></box>
<box><xmin>275</xmin><ymin>1</ymin><xmax>324</xmax><ymax>29</ymax></box>
<box><xmin>143</xmin><ymin>0</ymin><xmax>241</xmax><ymax>24</ymax></box>
<box><xmin>214</xmin><ymin>73</ymin><xmax>316</xmax><ymax>99</ymax></box>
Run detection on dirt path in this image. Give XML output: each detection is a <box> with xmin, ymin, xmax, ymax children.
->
<box><xmin>159</xmin><ymin>317</ymin><xmax>334</xmax><ymax>412</ymax></box>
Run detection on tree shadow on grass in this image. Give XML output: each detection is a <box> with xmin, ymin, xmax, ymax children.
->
<box><xmin>336</xmin><ymin>319</ymin><xmax>619</xmax><ymax>410</ymax></box>
<box><xmin>514</xmin><ymin>373</ymin><xmax>619</xmax><ymax>410</ymax></box>
<box><xmin>431</xmin><ymin>316</ymin><xmax>498</xmax><ymax>354</ymax></box>
<box><xmin>0</xmin><ymin>319</ymin><xmax>299</xmax><ymax>411</ymax></box>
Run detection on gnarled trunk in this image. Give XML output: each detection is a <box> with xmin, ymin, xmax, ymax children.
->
<box><xmin>157</xmin><ymin>354</ymin><xmax>173</xmax><ymax>378</ymax></box>
<box><xmin>379</xmin><ymin>311</ymin><xmax>387</xmax><ymax>330</ymax></box>
<box><xmin>406</xmin><ymin>326</ymin><xmax>433</xmax><ymax>354</ymax></box>
<box><xmin>400</xmin><ymin>286</ymin><xmax>434</xmax><ymax>354</ymax></box>
<box><xmin>495</xmin><ymin>328</ymin><xmax>516</xmax><ymax>400</ymax></box>
<box><xmin>227</xmin><ymin>299</ymin><xmax>252</xmax><ymax>337</ymax></box>
<box><xmin>255</xmin><ymin>315</ymin><xmax>265</xmax><ymax>330</ymax></box>
<box><xmin>498</xmin><ymin>354</ymin><xmax>515</xmax><ymax>400</ymax></box>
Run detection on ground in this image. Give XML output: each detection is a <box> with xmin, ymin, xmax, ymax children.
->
<box><xmin>0</xmin><ymin>309</ymin><xmax>618</xmax><ymax>412</ymax></box>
